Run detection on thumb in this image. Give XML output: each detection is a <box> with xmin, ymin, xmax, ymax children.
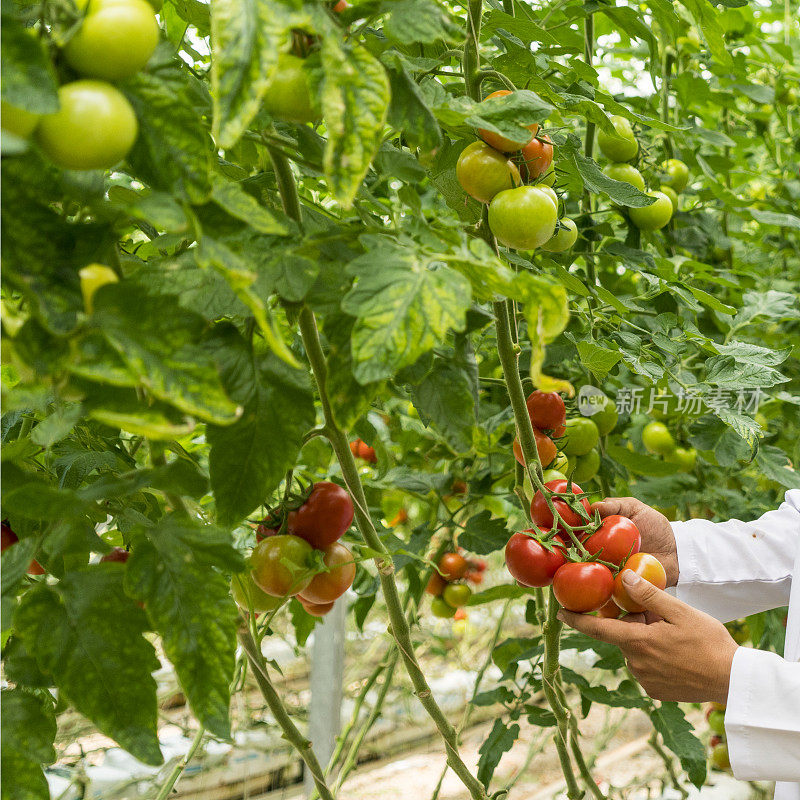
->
<box><xmin>620</xmin><ymin>570</ymin><xmax>682</xmax><ymax>620</ymax></box>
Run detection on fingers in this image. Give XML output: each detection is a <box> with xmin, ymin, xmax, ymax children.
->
<box><xmin>557</xmin><ymin>609</ymin><xmax>643</xmax><ymax>646</ymax></box>
<box><xmin>589</xmin><ymin>496</ymin><xmax>643</xmax><ymax>519</ymax></box>
<box><xmin>620</xmin><ymin>571</ymin><xmax>684</xmax><ymax>620</ymax></box>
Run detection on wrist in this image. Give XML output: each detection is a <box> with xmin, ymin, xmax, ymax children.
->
<box><xmin>710</xmin><ymin>640</ymin><xmax>738</xmax><ymax>706</ymax></box>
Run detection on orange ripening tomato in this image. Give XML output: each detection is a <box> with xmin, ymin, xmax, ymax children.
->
<box><xmin>299</xmin><ymin>597</ymin><xmax>335</xmax><ymax>617</ymax></box>
<box><xmin>597</xmin><ymin>598</ymin><xmax>623</xmax><ymax>618</ymax></box>
<box><xmin>518</xmin><ymin>134</ymin><xmax>554</xmax><ymax>182</ymax></box>
<box><xmin>426</xmin><ymin>572</ymin><xmax>448</xmax><ymax>595</ymax></box>
<box><xmin>612</xmin><ymin>552</ymin><xmax>667</xmax><ymax>613</ymax></box>
<box><xmin>513</xmin><ymin>428</ymin><xmax>557</xmax><ymax>469</ymax></box>
<box><xmin>350</xmin><ymin>439</ymin><xmax>377</xmax><ymax>463</ymax></box>
<box><xmin>438</xmin><ymin>552</ymin><xmax>468</xmax><ymax>581</ymax></box>
<box><xmin>298</xmin><ymin>542</ymin><xmax>356</xmax><ymax>605</ymax></box>
<box><xmin>478</xmin><ymin>90</ymin><xmax>538</xmax><ymax>152</ymax></box>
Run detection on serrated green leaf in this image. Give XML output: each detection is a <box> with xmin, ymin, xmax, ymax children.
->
<box><xmin>651</xmin><ymin>702</ymin><xmax>707</xmax><ymax>787</ymax></box>
<box><xmin>459</xmin><ymin>511</ymin><xmax>510</xmax><ymax>555</ymax></box>
<box><xmin>477</xmin><ymin>719</ymin><xmax>519</xmax><ymax>787</ymax></box>
<box><xmin>0</xmin><ymin>14</ymin><xmax>58</xmax><ymax>113</ymax></box>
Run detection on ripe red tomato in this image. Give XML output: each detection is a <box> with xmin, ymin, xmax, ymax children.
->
<box><xmin>513</xmin><ymin>428</ymin><xmax>556</xmax><ymax>468</ymax></box>
<box><xmin>552</xmin><ymin>562</ymin><xmax>614</xmax><ymax>613</ymax></box>
<box><xmin>465</xmin><ymin>570</ymin><xmax>484</xmax><ymax>585</ymax></box>
<box><xmin>518</xmin><ymin>134</ymin><xmax>553</xmax><ymax>181</ymax></box>
<box><xmin>531</xmin><ymin>480</ymin><xmax>590</xmax><ymax>531</ymax></box>
<box><xmin>298</xmin><ymin>542</ymin><xmax>356</xmax><ymax>605</ymax></box>
<box><xmin>488</xmin><ymin>186</ymin><xmax>558</xmax><ymax>250</ymax></box>
<box><xmin>288</xmin><ymin>482</ymin><xmax>354</xmax><ymax>549</ymax></box>
<box><xmin>299</xmin><ymin>597</ymin><xmax>335</xmax><ymax>617</ymax></box>
<box><xmin>251</xmin><ymin>534</ymin><xmax>314</xmax><ymax>597</ymax></box>
<box><xmin>349</xmin><ymin>439</ymin><xmax>377</xmax><ymax>463</ymax></box>
<box><xmin>612</xmin><ymin>552</ymin><xmax>667</xmax><ymax>613</ymax></box>
<box><xmin>438</xmin><ymin>552</ymin><xmax>468</xmax><ymax>581</ymax></box>
<box><xmin>263</xmin><ymin>53</ymin><xmax>321</xmax><ymax>124</ymax></box>
<box><xmin>526</xmin><ymin>391</ymin><xmax>566</xmax><ymax>431</ymax></box>
<box><xmin>333</xmin><ymin>0</ymin><xmax>349</xmax><ymax>10</ymax></box>
<box><xmin>478</xmin><ymin>90</ymin><xmax>537</xmax><ymax>152</ymax></box>
<box><xmin>100</xmin><ymin>547</ymin><xmax>130</xmax><ymax>563</ymax></box>
<box><xmin>505</xmin><ymin>529</ymin><xmax>567</xmax><ymax>587</ymax></box>
<box><xmin>36</xmin><ymin>80</ymin><xmax>138</xmax><ymax>170</ymax></box>
<box><xmin>426</xmin><ymin>572</ymin><xmax>447</xmax><ymax>595</ymax></box>
<box><xmin>64</xmin><ymin>0</ymin><xmax>159</xmax><ymax>81</ymax></box>
<box><xmin>583</xmin><ymin>515</ymin><xmax>641</xmax><ymax>565</ymax></box>
<box><xmin>456</xmin><ymin>141</ymin><xmax>521</xmax><ymax>204</ymax></box>
<box><xmin>442</xmin><ymin>583</ymin><xmax>472</xmax><ymax>608</ymax></box>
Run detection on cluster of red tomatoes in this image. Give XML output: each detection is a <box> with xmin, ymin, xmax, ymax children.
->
<box><xmin>598</xmin><ymin>116</ymin><xmax>689</xmax><ymax>231</ymax></box>
<box><xmin>234</xmin><ymin>482</ymin><xmax>356</xmax><ymax>618</ymax></box>
<box><xmin>1</xmin><ymin>520</ymin><xmax>46</xmax><ymax>576</ymax></box>
<box><xmin>2</xmin><ymin>0</ymin><xmax>159</xmax><ymax>170</ymax></box>
<box><xmin>514</xmin><ymin>390</ymin><xmax>617</xmax><ymax>487</ymax></box>
<box><xmin>706</xmin><ymin>703</ymin><xmax>730</xmax><ymax>770</ymax></box>
<box><xmin>349</xmin><ymin>438</ymin><xmax>377</xmax><ymax>464</ymax></box>
<box><xmin>455</xmin><ymin>90</ymin><xmax>578</xmax><ymax>253</ymax></box>
<box><xmin>425</xmin><ymin>551</ymin><xmax>486</xmax><ymax>619</ymax></box>
<box><xmin>506</xmin><ymin>483</ymin><xmax>666</xmax><ymax>615</ymax></box>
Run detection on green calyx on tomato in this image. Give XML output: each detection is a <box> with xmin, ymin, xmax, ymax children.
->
<box><xmin>642</xmin><ymin>421</ymin><xmax>676</xmax><ymax>455</ymax></box>
<box><xmin>36</xmin><ymin>80</ymin><xmax>138</xmax><ymax>170</ymax></box>
<box><xmin>531</xmin><ymin>479</ymin><xmax>590</xmax><ymax>530</ymax></box>
<box><xmin>597</xmin><ymin>115</ymin><xmax>638</xmax><ymax>162</ymax></box>
<box><xmin>505</xmin><ymin>529</ymin><xmax>567</xmax><ymax>588</ymax></box>
<box><xmin>629</xmin><ymin>191</ymin><xmax>673</xmax><ymax>231</ymax></box>
<box><xmin>562</xmin><ymin>417</ymin><xmax>599</xmax><ymax>456</ymax></box>
<box><xmin>251</xmin><ymin>534</ymin><xmax>315</xmax><ymax>597</ymax></box>
<box><xmin>550</xmin><ymin>451</ymin><xmax>569</xmax><ymax>473</ymax></box>
<box><xmin>64</xmin><ymin>0</ymin><xmax>159</xmax><ymax>81</ymax></box>
<box><xmin>456</xmin><ymin>141</ymin><xmax>520</xmax><ymax>204</ymax></box>
<box><xmin>263</xmin><ymin>53</ymin><xmax>321</xmax><ymax>124</ymax></box>
<box><xmin>477</xmin><ymin>90</ymin><xmax>537</xmax><ymax>152</ymax></box>
<box><xmin>518</xmin><ymin>134</ymin><xmax>554</xmax><ymax>181</ymax></box>
<box><xmin>583</xmin><ymin>515</ymin><xmax>640</xmax><ymax>565</ymax></box>
<box><xmin>603</xmin><ymin>162</ymin><xmax>645</xmax><ymax>192</ymax></box>
<box><xmin>488</xmin><ymin>186</ymin><xmax>558</xmax><ymax>250</ymax></box>
<box><xmin>542</xmin><ymin>218</ymin><xmax>578</xmax><ymax>252</ymax></box>
<box><xmin>661</xmin><ymin>158</ymin><xmax>689</xmax><ymax>193</ymax></box>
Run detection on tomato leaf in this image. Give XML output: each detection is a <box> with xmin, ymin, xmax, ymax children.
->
<box><xmin>125</xmin><ymin>516</ymin><xmax>244</xmax><ymax>739</ymax></box>
<box><xmin>0</xmin><ymin>688</ymin><xmax>57</xmax><ymax>800</ymax></box>
<box><xmin>651</xmin><ymin>702</ymin><xmax>707</xmax><ymax>787</ymax></box>
<box><xmin>14</xmin><ymin>569</ymin><xmax>163</xmax><ymax>765</ymax></box>
<box><xmin>477</xmin><ymin>719</ymin><xmax>519</xmax><ymax>787</ymax></box>
<box><xmin>459</xmin><ymin>511</ymin><xmax>510</xmax><ymax>556</ymax></box>
<box><xmin>0</xmin><ymin>13</ymin><xmax>58</xmax><ymax>113</ymax></box>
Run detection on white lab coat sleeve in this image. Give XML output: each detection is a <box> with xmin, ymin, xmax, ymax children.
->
<box><xmin>670</xmin><ymin>489</ymin><xmax>800</xmax><ymax>623</ymax></box>
<box><xmin>725</xmin><ymin>646</ymin><xmax>800</xmax><ymax>782</ymax></box>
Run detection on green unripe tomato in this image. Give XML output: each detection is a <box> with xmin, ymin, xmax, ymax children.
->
<box><xmin>442</xmin><ymin>583</ymin><xmax>472</xmax><ymax>609</ymax></box>
<box><xmin>562</xmin><ymin>417</ymin><xmax>600</xmax><ymax>456</ymax></box>
<box><xmin>667</xmin><ymin>446</ymin><xmax>696</xmax><ymax>472</ymax></box>
<box><xmin>251</xmin><ymin>534</ymin><xmax>315</xmax><ymax>597</ymax></box>
<box><xmin>263</xmin><ymin>53</ymin><xmax>320</xmax><ymax>124</ymax></box>
<box><xmin>542</xmin><ymin>218</ymin><xmax>578</xmax><ymax>252</ymax></box>
<box><xmin>629</xmin><ymin>191</ymin><xmax>673</xmax><ymax>231</ymax></box>
<box><xmin>659</xmin><ymin>185</ymin><xmax>679</xmax><ymax>213</ymax></box>
<box><xmin>36</xmin><ymin>80</ymin><xmax>138</xmax><ymax>170</ymax></box>
<box><xmin>456</xmin><ymin>141</ymin><xmax>520</xmax><ymax>204</ymax></box>
<box><xmin>642</xmin><ymin>421</ymin><xmax>676</xmax><ymax>455</ymax></box>
<box><xmin>538</xmin><ymin>185</ymin><xmax>558</xmax><ymax>210</ymax></box>
<box><xmin>1</xmin><ymin>101</ymin><xmax>41</xmax><ymax>138</ymax></box>
<box><xmin>541</xmin><ymin>468</ymin><xmax>567</xmax><ymax>483</ymax></box>
<box><xmin>710</xmin><ymin>743</ymin><xmax>730</xmax><ymax>770</ymax></box>
<box><xmin>231</xmin><ymin>571</ymin><xmax>284</xmax><ymax>613</ymax></box>
<box><xmin>538</xmin><ymin>167</ymin><xmax>556</xmax><ymax>187</ymax></box>
<box><xmin>551</xmin><ymin>451</ymin><xmax>569</xmax><ymax>473</ymax></box>
<box><xmin>79</xmin><ymin>263</ymin><xmax>118</xmax><ymax>312</ymax></box>
<box><xmin>707</xmin><ymin>709</ymin><xmax>726</xmax><ymax>736</ymax></box>
<box><xmin>488</xmin><ymin>186</ymin><xmax>558</xmax><ymax>250</ymax></box>
<box><xmin>592</xmin><ymin>397</ymin><xmax>618</xmax><ymax>436</ymax></box>
<box><xmin>603</xmin><ymin>162</ymin><xmax>645</xmax><ymax>192</ymax></box>
<box><xmin>676</xmin><ymin>29</ymin><xmax>701</xmax><ymax>49</ymax></box>
<box><xmin>570</xmin><ymin>449</ymin><xmax>600</xmax><ymax>483</ymax></box>
<box><xmin>64</xmin><ymin>0</ymin><xmax>159</xmax><ymax>81</ymax></box>
<box><xmin>597</xmin><ymin>115</ymin><xmax>638</xmax><ymax>162</ymax></box>
<box><xmin>662</xmin><ymin>158</ymin><xmax>689</xmax><ymax>192</ymax></box>
<box><xmin>431</xmin><ymin>596</ymin><xmax>456</xmax><ymax>618</ymax></box>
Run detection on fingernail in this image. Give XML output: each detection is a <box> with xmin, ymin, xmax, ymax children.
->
<box><xmin>622</xmin><ymin>570</ymin><xmax>641</xmax><ymax>587</ymax></box>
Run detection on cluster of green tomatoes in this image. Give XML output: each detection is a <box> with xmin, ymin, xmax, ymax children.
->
<box><xmin>2</xmin><ymin>0</ymin><xmax>159</xmax><ymax>170</ymax></box>
<box><xmin>641</xmin><ymin>420</ymin><xmax>697</xmax><ymax>472</ymax></box>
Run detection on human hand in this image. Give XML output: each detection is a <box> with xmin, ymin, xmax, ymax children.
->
<box><xmin>557</xmin><ymin>570</ymin><xmax>738</xmax><ymax>705</ymax></box>
<box><xmin>591</xmin><ymin>497</ymin><xmax>678</xmax><ymax>586</ymax></box>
